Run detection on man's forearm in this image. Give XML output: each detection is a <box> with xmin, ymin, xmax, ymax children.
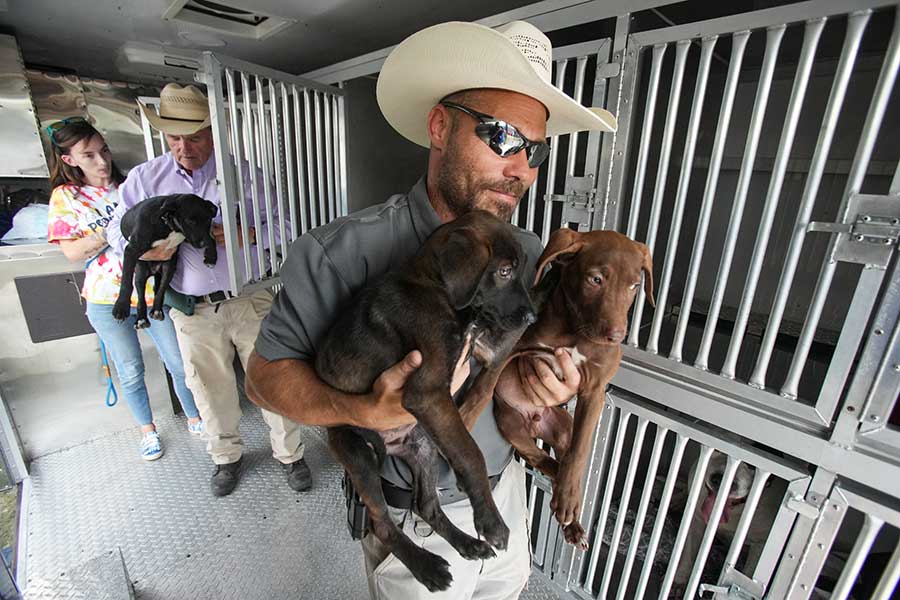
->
<box><xmin>246</xmin><ymin>351</ymin><xmax>357</xmax><ymax>427</ymax></box>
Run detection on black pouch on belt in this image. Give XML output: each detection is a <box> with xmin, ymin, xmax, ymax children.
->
<box><xmin>162</xmin><ymin>288</ymin><xmax>196</xmax><ymax>316</ymax></box>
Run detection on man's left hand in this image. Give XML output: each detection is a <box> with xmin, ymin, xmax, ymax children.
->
<box><xmin>499</xmin><ymin>348</ymin><xmax>581</xmax><ymax>408</ymax></box>
<box><xmin>211</xmin><ymin>224</ymin><xmax>256</xmax><ymax>248</ymax></box>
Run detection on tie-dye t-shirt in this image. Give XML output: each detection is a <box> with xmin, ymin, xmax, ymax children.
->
<box><xmin>47</xmin><ymin>184</ymin><xmax>154</xmax><ymax>306</ymax></box>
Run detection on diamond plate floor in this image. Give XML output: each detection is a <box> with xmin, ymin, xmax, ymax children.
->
<box><xmin>23</xmin><ymin>400</ymin><xmax>562</xmax><ymax>599</ymax></box>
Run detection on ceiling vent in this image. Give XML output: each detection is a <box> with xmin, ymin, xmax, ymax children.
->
<box><xmin>163</xmin><ymin>0</ymin><xmax>294</xmax><ymax>40</ymax></box>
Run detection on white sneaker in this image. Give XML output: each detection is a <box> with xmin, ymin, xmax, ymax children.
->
<box><xmin>140</xmin><ymin>431</ymin><xmax>163</xmax><ymax>461</ymax></box>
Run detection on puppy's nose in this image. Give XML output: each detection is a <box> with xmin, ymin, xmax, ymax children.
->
<box><xmin>605</xmin><ymin>328</ymin><xmax>626</xmax><ymax>343</ymax></box>
<box><xmin>710</xmin><ymin>473</ymin><xmax>723</xmax><ymax>488</ymax></box>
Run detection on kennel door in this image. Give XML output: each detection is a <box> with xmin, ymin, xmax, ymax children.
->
<box><xmin>198</xmin><ymin>52</ymin><xmax>348</xmax><ymax>294</ymax></box>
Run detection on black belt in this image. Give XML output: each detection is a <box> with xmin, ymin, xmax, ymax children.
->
<box><xmin>382</xmin><ymin>473</ymin><xmax>502</xmax><ymax>509</ymax></box>
<box><xmin>194</xmin><ymin>290</ymin><xmax>237</xmax><ymax>304</ymax></box>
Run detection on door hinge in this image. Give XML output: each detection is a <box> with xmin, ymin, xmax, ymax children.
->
<box><xmin>807</xmin><ymin>193</ymin><xmax>899</xmax><ymax>268</ymax></box>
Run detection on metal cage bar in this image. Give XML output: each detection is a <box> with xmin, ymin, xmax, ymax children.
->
<box><xmin>223</xmin><ymin>69</ymin><xmax>253</xmax><ymax>282</ymax></box>
<box><xmin>281</xmin><ymin>83</ymin><xmax>299</xmax><ymax>241</ymax></box>
<box><xmin>625</xmin><ymin>42</ymin><xmax>666</xmax><ymax>347</ymax></box>
<box><xmin>646</xmin><ymin>37</ymin><xmax>713</xmax><ymax>354</ymax></box>
<box><xmin>254</xmin><ymin>75</ymin><xmax>278</xmax><ymax>274</ymax></box>
<box><xmin>670</xmin><ymin>29</ymin><xmax>750</xmax><ymax>361</ymax></box>
<box><xmin>783</xmin><ymin>7</ymin><xmax>897</xmax><ymax>398</ymax></box>
<box><xmin>721</xmin><ymin>17</ymin><xmax>826</xmax><ymax>379</ymax></box>
<box><xmin>598</xmin><ymin>418</ymin><xmax>649</xmax><ymax>598</ymax></box>
<box><xmin>269</xmin><ymin>81</ymin><xmax>289</xmax><ymax>263</ymax></box>
<box><xmin>291</xmin><ymin>84</ymin><xmax>310</xmax><ymax>235</ymax></box>
<box><xmin>542</xmin><ymin>58</ymin><xmax>568</xmax><ymax>245</ymax></box>
<box><xmin>614</xmin><ymin>425</ymin><xmax>669</xmax><ymax>600</ymax></box>
<box><xmin>754</xmin><ymin>10</ymin><xmax>873</xmax><ymax>391</ymax></box>
<box><xmin>695</xmin><ymin>25</ymin><xmax>785</xmax><ymax>370</ymax></box>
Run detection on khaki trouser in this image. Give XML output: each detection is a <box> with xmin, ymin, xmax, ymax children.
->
<box><xmin>169</xmin><ymin>288</ymin><xmax>304</xmax><ymax>466</ymax></box>
<box><xmin>361</xmin><ymin>461</ymin><xmax>532</xmax><ymax>600</ymax></box>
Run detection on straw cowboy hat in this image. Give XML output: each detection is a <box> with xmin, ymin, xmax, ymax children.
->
<box><xmin>377</xmin><ymin>20</ymin><xmax>617</xmax><ymax>148</ymax></box>
<box><xmin>138</xmin><ymin>83</ymin><xmax>211</xmax><ymax>135</ymax></box>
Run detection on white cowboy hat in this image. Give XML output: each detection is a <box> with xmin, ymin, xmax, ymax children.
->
<box><xmin>377</xmin><ymin>20</ymin><xmax>617</xmax><ymax>148</ymax></box>
<box><xmin>138</xmin><ymin>83</ymin><xmax>211</xmax><ymax>135</ymax></box>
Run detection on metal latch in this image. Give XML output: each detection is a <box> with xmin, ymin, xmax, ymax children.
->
<box><xmin>546</xmin><ymin>175</ymin><xmax>598</xmax><ymax>230</ymax></box>
<box><xmin>807</xmin><ymin>193</ymin><xmax>899</xmax><ymax>268</ymax></box>
<box><xmin>785</xmin><ymin>494</ymin><xmax>821</xmax><ymax>519</ymax></box>
<box><xmin>699</xmin><ymin>568</ymin><xmax>765</xmax><ymax>599</ymax></box>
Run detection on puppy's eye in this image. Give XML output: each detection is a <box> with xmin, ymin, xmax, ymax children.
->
<box><xmin>589</xmin><ymin>275</ymin><xmax>603</xmax><ymax>286</ymax></box>
<box><xmin>497</xmin><ymin>265</ymin><xmax>513</xmax><ymax>279</ymax></box>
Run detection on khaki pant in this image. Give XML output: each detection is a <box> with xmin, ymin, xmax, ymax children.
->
<box><xmin>169</xmin><ymin>289</ymin><xmax>303</xmax><ymax>465</ymax></box>
<box><xmin>362</xmin><ymin>461</ymin><xmax>532</xmax><ymax>600</ymax></box>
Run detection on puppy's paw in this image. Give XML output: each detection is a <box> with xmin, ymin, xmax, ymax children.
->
<box><xmin>410</xmin><ymin>550</ymin><xmax>453</xmax><ymax>592</ymax></box>
<box><xmin>563</xmin><ymin>521</ymin><xmax>588</xmax><ymax>551</ymax></box>
<box><xmin>149</xmin><ymin>308</ymin><xmax>165</xmax><ymax>321</ymax></box>
<box><xmin>453</xmin><ymin>535</ymin><xmax>496</xmax><ymax>561</ymax></box>
<box><xmin>134</xmin><ymin>317</ymin><xmax>150</xmax><ymax>329</ymax></box>
<box><xmin>111</xmin><ymin>302</ymin><xmax>130</xmax><ymax>322</ymax></box>
<box><xmin>550</xmin><ymin>488</ymin><xmax>581</xmax><ymax>532</ymax></box>
<box><xmin>474</xmin><ymin>509</ymin><xmax>509</xmax><ymax>551</ymax></box>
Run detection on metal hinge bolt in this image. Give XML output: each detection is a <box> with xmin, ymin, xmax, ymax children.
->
<box><xmin>698</xmin><ymin>584</ymin><xmax>759</xmax><ymax>599</ymax></box>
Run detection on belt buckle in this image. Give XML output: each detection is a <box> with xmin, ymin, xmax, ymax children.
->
<box><xmin>208</xmin><ymin>290</ymin><xmax>227</xmax><ymax>303</ymax></box>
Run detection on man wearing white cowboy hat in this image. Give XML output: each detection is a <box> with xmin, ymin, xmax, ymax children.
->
<box><xmin>247</xmin><ymin>20</ymin><xmax>616</xmax><ymax>599</ymax></box>
<box><xmin>107</xmin><ymin>83</ymin><xmax>311</xmax><ymax>497</ymax></box>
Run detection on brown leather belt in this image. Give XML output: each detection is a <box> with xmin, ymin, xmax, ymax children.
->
<box><xmin>382</xmin><ymin>473</ymin><xmax>503</xmax><ymax>509</ymax></box>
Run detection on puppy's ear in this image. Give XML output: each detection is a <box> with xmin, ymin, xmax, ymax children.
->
<box><xmin>638</xmin><ymin>241</ymin><xmax>655</xmax><ymax>307</ymax></box>
<box><xmin>533</xmin><ymin>228</ymin><xmax>584</xmax><ymax>287</ymax></box>
<box><xmin>438</xmin><ymin>228</ymin><xmax>490</xmax><ymax>310</ymax></box>
<box><xmin>158</xmin><ymin>195</ymin><xmax>182</xmax><ymax>231</ymax></box>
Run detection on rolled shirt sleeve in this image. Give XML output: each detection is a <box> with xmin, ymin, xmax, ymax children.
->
<box><xmin>255</xmin><ymin>232</ymin><xmax>353</xmax><ymax>362</ymax></box>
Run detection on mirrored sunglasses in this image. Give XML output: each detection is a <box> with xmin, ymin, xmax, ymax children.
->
<box><xmin>441</xmin><ymin>101</ymin><xmax>550</xmax><ymax>169</ymax></box>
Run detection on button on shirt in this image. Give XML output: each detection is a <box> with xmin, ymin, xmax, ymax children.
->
<box><xmin>107</xmin><ymin>152</ymin><xmax>276</xmax><ymax>296</ymax></box>
<box><xmin>255</xmin><ymin>176</ymin><xmax>544</xmax><ymax>492</ymax></box>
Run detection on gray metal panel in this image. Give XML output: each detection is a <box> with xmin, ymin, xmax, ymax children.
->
<box><xmin>14</xmin><ymin>272</ymin><xmax>93</xmax><ymax>343</ymax></box>
<box><xmin>0</xmin><ymin>35</ymin><xmax>48</xmax><ymax>178</ymax></box>
<box><xmin>81</xmin><ymin>79</ymin><xmax>162</xmax><ymax>173</ymax></box>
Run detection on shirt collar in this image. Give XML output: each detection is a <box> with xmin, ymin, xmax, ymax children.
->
<box><xmin>407</xmin><ymin>176</ymin><xmax>442</xmax><ymax>245</ymax></box>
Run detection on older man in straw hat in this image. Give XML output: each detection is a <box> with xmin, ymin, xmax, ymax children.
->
<box><xmin>246</xmin><ymin>20</ymin><xmax>616</xmax><ymax>599</ymax></box>
<box><xmin>107</xmin><ymin>83</ymin><xmax>310</xmax><ymax>498</ymax></box>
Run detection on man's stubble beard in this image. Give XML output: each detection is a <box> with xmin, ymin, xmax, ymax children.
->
<box><xmin>436</xmin><ymin>139</ymin><xmax>525</xmax><ymax>222</ymax></box>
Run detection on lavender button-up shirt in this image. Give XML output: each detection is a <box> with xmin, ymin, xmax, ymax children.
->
<box><xmin>108</xmin><ymin>152</ymin><xmax>274</xmax><ymax>296</ymax></box>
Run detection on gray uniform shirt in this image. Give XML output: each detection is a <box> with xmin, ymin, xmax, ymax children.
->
<box><xmin>255</xmin><ymin>176</ymin><xmax>543</xmax><ymax>492</ymax></box>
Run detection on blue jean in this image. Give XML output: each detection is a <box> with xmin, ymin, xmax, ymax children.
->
<box><xmin>86</xmin><ymin>302</ymin><xmax>199</xmax><ymax>426</ymax></box>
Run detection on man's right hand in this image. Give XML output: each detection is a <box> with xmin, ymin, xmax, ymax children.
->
<box><xmin>139</xmin><ymin>246</ymin><xmax>177</xmax><ymax>261</ymax></box>
<box><xmin>362</xmin><ymin>350</ymin><xmax>421</xmax><ymax>430</ymax></box>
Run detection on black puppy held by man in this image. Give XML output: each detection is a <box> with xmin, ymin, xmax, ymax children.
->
<box><xmin>112</xmin><ymin>193</ymin><xmax>217</xmax><ymax>328</ymax></box>
<box><xmin>317</xmin><ymin>210</ymin><xmax>536</xmax><ymax>591</ymax></box>
<box><xmin>246</xmin><ymin>19</ymin><xmax>617</xmax><ymax>600</ymax></box>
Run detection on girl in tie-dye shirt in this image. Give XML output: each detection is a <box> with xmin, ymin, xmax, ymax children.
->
<box><xmin>46</xmin><ymin>118</ymin><xmax>202</xmax><ymax>460</ymax></box>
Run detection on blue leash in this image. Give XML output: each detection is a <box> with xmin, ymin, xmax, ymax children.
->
<box><xmin>85</xmin><ymin>247</ymin><xmax>118</xmax><ymax>407</ymax></box>
<box><xmin>100</xmin><ymin>339</ymin><xmax>118</xmax><ymax>407</ymax></box>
